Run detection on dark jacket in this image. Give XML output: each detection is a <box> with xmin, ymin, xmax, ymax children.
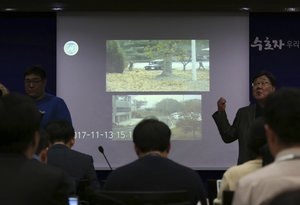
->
<box><xmin>103</xmin><ymin>155</ymin><xmax>207</xmax><ymax>205</ymax></box>
<box><xmin>47</xmin><ymin>144</ymin><xmax>100</xmax><ymax>192</ymax></box>
<box><xmin>212</xmin><ymin>104</ymin><xmax>257</xmax><ymax>164</ymax></box>
<box><xmin>0</xmin><ymin>154</ymin><xmax>69</xmax><ymax>205</ymax></box>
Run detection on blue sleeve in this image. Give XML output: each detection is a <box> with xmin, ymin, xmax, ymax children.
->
<box><xmin>55</xmin><ymin>97</ymin><xmax>72</xmax><ymax>124</ymax></box>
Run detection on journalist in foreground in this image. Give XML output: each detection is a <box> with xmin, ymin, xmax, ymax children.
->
<box><xmin>102</xmin><ymin>118</ymin><xmax>207</xmax><ymax>205</ymax></box>
<box><xmin>0</xmin><ymin>93</ymin><xmax>70</xmax><ymax>205</ymax></box>
<box><xmin>233</xmin><ymin>88</ymin><xmax>300</xmax><ymax>205</ymax></box>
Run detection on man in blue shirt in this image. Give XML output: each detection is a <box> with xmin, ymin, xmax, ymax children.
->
<box><xmin>24</xmin><ymin>65</ymin><xmax>72</xmax><ymax>129</ymax></box>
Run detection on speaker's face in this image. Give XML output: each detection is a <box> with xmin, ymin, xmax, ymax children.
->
<box><xmin>252</xmin><ymin>75</ymin><xmax>275</xmax><ymax>102</ymax></box>
<box><xmin>24</xmin><ymin>74</ymin><xmax>46</xmax><ymax>99</ymax></box>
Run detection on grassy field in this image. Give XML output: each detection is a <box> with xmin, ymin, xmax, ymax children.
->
<box><xmin>106</xmin><ymin>69</ymin><xmax>209</xmax><ymax>92</ymax></box>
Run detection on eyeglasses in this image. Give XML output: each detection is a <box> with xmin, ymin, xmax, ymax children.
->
<box><xmin>252</xmin><ymin>81</ymin><xmax>271</xmax><ymax>87</ymax></box>
<box><xmin>24</xmin><ymin>79</ymin><xmax>42</xmax><ymax>85</ymax></box>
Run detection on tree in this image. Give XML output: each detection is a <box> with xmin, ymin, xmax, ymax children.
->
<box><xmin>118</xmin><ymin>40</ymin><xmax>155</xmax><ymax>63</ymax></box>
<box><xmin>106</xmin><ymin>40</ymin><xmax>125</xmax><ymax>73</ymax></box>
<box><xmin>145</xmin><ymin>40</ymin><xmax>180</xmax><ymax>77</ymax></box>
<box><xmin>182</xmin><ymin>99</ymin><xmax>202</xmax><ymax>113</ymax></box>
<box><xmin>110</xmin><ymin>39</ymin><xmax>209</xmax><ymax>75</ymax></box>
<box><xmin>175</xmin><ymin>41</ymin><xmax>192</xmax><ymax>71</ymax></box>
<box><xmin>175</xmin><ymin>98</ymin><xmax>202</xmax><ymax>138</ymax></box>
<box><xmin>155</xmin><ymin>98</ymin><xmax>184</xmax><ymax>115</ymax></box>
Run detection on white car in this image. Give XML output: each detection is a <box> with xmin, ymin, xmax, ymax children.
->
<box><xmin>144</xmin><ymin>59</ymin><xmax>164</xmax><ymax>70</ymax></box>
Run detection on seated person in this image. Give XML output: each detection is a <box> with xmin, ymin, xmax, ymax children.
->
<box><xmin>0</xmin><ymin>93</ymin><xmax>69</xmax><ymax>205</ymax></box>
<box><xmin>232</xmin><ymin>88</ymin><xmax>300</xmax><ymax>205</ymax></box>
<box><xmin>103</xmin><ymin>118</ymin><xmax>207</xmax><ymax>205</ymax></box>
<box><xmin>46</xmin><ymin>120</ymin><xmax>100</xmax><ymax>195</ymax></box>
<box><xmin>0</xmin><ymin>82</ymin><xmax>9</xmax><ymax>96</ymax></box>
<box><xmin>261</xmin><ymin>143</ymin><xmax>274</xmax><ymax>166</ymax></box>
<box><xmin>214</xmin><ymin>117</ymin><xmax>267</xmax><ymax>205</ymax></box>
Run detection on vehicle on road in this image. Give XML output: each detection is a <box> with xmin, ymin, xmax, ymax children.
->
<box><xmin>144</xmin><ymin>59</ymin><xmax>164</xmax><ymax>70</ymax></box>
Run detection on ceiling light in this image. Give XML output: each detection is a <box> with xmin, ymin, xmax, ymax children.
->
<box><xmin>52</xmin><ymin>7</ymin><xmax>63</xmax><ymax>11</ymax></box>
<box><xmin>240</xmin><ymin>7</ymin><xmax>250</xmax><ymax>11</ymax></box>
<box><xmin>285</xmin><ymin>7</ymin><xmax>299</xmax><ymax>12</ymax></box>
<box><xmin>52</xmin><ymin>3</ymin><xmax>64</xmax><ymax>11</ymax></box>
<box><xmin>4</xmin><ymin>8</ymin><xmax>16</xmax><ymax>11</ymax></box>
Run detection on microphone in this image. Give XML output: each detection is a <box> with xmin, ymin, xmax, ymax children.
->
<box><xmin>98</xmin><ymin>146</ymin><xmax>113</xmax><ymax>170</ymax></box>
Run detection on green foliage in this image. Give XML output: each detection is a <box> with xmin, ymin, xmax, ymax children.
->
<box><xmin>106</xmin><ymin>40</ymin><xmax>125</xmax><ymax>73</ymax></box>
<box><xmin>106</xmin><ymin>39</ymin><xmax>209</xmax><ymax>76</ymax></box>
<box><xmin>176</xmin><ymin>118</ymin><xmax>201</xmax><ymax>138</ymax></box>
<box><xmin>115</xmin><ymin>40</ymin><xmax>209</xmax><ymax>63</ymax></box>
<box><xmin>118</xmin><ymin>40</ymin><xmax>157</xmax><ymax>62</ymax></box>
<box><xmin>155</xmin><ymin>98</ymin><xmax>184</xmax><ymax>115</ymax></box>
<box><xmin>182</xmin><ymin>99</ymin><xmax>202</xmax><ymax>113</ymax></box>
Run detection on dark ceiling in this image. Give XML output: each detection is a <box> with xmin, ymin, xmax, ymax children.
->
<box><xmin>1</xmin><ymin>0</ymin><xmax>300</xmax><ymax>12</ymax></box>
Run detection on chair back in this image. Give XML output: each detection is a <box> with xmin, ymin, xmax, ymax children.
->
<box><xmin>90</xmin><ymin>190</ymin><xmax>190</xmax><ymax>205</ymax></box>
<box><xmin>222</xmin><ymin>190</ymin><xmax>234</xmax><ymax>205</ymax></box>
<box><xmin>207</xmin><ymin>179</ymin><xmax>218</xmax><ymax>205</ymax></box>
<box><xmin>76</xmin><ymin>179</ymin><xmax>89</xmax><ymax>200</ymax></box>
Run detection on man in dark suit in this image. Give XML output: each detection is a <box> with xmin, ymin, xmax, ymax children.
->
<box><xmin>103</xmin><ymin>118</ymin><xmax>207</xmax><ymax>205</ymax></box>
<box><xmin>212</xmin><ymin>70</ymin><xmax>276</xmax><ymax>164</ymax></box>
<box><xmin>46</xmin><ymin>120</ymin><xmax>100</xmax><ymax>195</ymax></box>
<box><xmin>0</xmin><ymin>93</ymin><xmax>70</xmax><ymax>205</ymax></box>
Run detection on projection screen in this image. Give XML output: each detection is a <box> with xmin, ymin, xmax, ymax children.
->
<box><xmin>57</xmin><ymin>12</ymin><xmax>249</xmax><ymax>170</ymax></box>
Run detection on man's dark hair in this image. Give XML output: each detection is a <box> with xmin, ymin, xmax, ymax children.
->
<box><xmin>264</xmin><ymin>87</ymin><xmax>300</xmax><ymax>146</ymax></box>
<box><xmin>132</xmin><ymin>118</ymin><xmax>171</xmax><ymax>153</ymax></box>
<box><xmin>248</xmin><ymin>117</ymin><xmax>267</xmax><ymax>156</ymax></box>
<box><xmin>45</xmin><ymin>120</ymin><xmax>75</xmax><ymax>144</ymax></box>
<box><xmin>24</xmin><ymin>65</ymin><xmax>47</xmax><ymax>80</ymax></box>
<box><xmin>0</xmin><ymin>93</ymin><xmax>41</xmax><ymax>153</ymax></box>
<box><xmin>252</xmin><ymin>70</ymin><xmax>277</xmax><ymax>87</ymax></box>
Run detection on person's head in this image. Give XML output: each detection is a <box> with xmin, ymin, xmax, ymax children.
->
<box><xmin>45</xmin><ymin>120</ymin><xmax>75</xmax><ymax>148</ymax></box>
<box><xmin>0</xmin><ymin>83</ymin><xmax>9</xmax><ymax>96</ymax></box>
<box><xmin>248</xmin><ymin>117</ymin><xmax>267</xmax><ymax>158</ymax></box>
<box><xmin>132</xmin><ymin>118</ymin><xmax>171</xmax><ymax>157</ymax></box>
<box><xmin>251</xmin><ymin>70</ymin><xmax>276</xmax><ymax>105</ymax></box>
<box><xmin>264</xmin><ymin>88</ymin><xmax>300</xmax><ymax>156</ymax></box>
<box><xmin>0</xmin><ymin>93</ymin><xmax>41</xmax><ymax>157</ymax></box>
<box><xmin>24</xmin><ymin>65</ymin><xmax>47</xmax><ymax>100</ymax></box>
<box><xmin>35</xmin><ymin>129</ymin><xmax>50</xmax><ymax>163</ymax></box>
